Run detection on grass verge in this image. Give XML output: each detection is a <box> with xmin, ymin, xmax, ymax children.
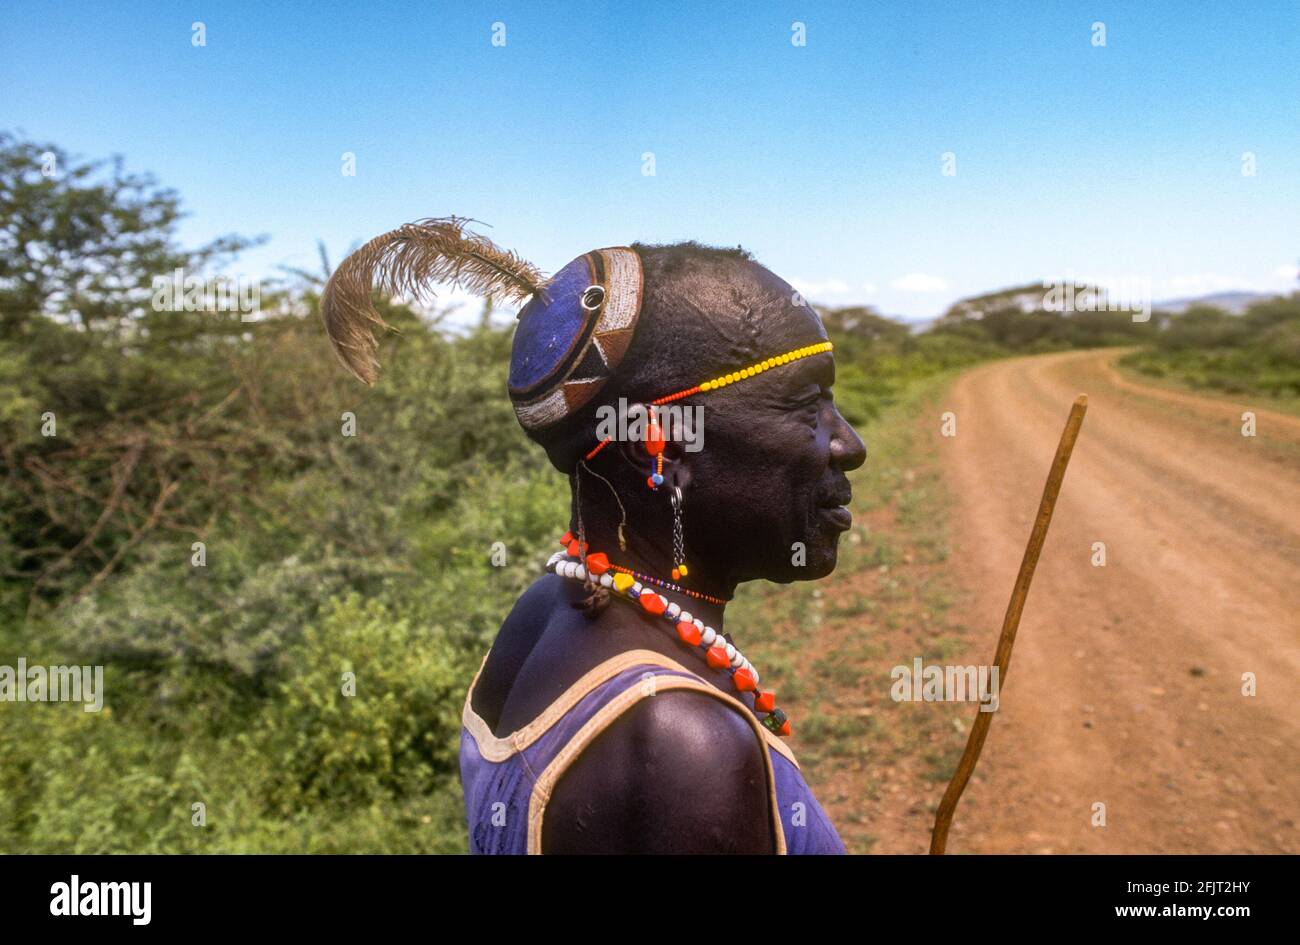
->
<box><xmin>729</xmin><ymin>368</ymin><xmax>978</xmax><ymax>853</ymax></box>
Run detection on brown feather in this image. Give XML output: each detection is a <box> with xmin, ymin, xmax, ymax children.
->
<box><xmin>320</xmin><ymin>216</ymin><xmax>544</xmax><ymax>384</ymax></box>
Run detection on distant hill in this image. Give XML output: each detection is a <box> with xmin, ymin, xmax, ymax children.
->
<box><xmin>1153</xmin><ymin>291</ymin><xmax>1275</xmax><ymax>315</ymax></box>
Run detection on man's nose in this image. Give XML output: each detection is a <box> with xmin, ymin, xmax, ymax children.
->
<box><xmin>830</xmin><ymin>408</ymin><xmax>867</xmax><ymax>472</ymax></box>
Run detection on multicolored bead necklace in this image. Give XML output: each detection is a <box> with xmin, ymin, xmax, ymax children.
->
<box><xmin>609</xmin><ymin>563</ymin><xmax>727</xmax><ymax>606</ymax></box>
<box><xmin>548</xmin><ymin>533</ymin><xmax>791</xmax><ymax>737</ymax></box>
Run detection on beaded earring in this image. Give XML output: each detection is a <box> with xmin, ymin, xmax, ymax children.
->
<box><xmin>644</xmin><ymin>410</ymin><xmax>666</xmax><ymax>490</ymax></box>
<box><xmin>645</xmin><ymin>412</ymin><xmax>688</xmax><ymax>581</ymax></box>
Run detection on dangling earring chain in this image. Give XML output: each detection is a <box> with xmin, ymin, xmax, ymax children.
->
<box><xmin>669</xmin><ymin>486</ymin><xmax>687</xmax><ymax>582</ymax></box>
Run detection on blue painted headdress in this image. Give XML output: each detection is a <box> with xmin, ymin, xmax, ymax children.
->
<box><xmin>508</xmin><ymin>248</ymin><xmax>643</xmax><ymax>431</ymax></box>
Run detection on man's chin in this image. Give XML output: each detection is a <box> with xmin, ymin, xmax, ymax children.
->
<box><xmin>764</xmin><ymin>539</ymin><xmax>839</xmax><ymax>583</ymax></box>
<box><xmin>806</xmin><ymin>510</ymin><xmax>850</xmax><ymax>574</ymax></box>
<box><xmin>805</xmin><ymin>545</ymin><xmax>839</xmax><ymax>579</ymax></box>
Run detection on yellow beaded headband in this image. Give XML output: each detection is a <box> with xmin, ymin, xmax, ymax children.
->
<box><xmin>583</xmin><ymin>340</ymin><xmax>833</xmax><ymax>464</ymax></box>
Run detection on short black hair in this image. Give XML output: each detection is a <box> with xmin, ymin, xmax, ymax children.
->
<box><xmin>629</xmin><ymin>240</ymin><xmax>754</xmax><ymax>268</ymax></box>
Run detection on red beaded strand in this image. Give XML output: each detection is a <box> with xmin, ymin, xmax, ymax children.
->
<box><xmin>609</xmin><ymin>564</ymin><xmax>728</xmax><ymax>606</ymax></box>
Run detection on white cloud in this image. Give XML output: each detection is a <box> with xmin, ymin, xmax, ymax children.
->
<box><xmin>1272</xmin><ymin>263</ymin><xmax>1299</xmax><ymax>282</ymax></box>
<box><xmin>891</xmin><ymin>272</ymin><xmax>948</xmax><ymax>293</ymax></box>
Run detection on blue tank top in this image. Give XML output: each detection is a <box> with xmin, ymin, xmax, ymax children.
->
<box><xmin>460</xmin><ymin>647</ymin><xmax>845</xmax><ymax>854</ymax></box>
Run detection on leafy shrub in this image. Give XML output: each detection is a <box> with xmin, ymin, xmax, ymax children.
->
<box><xmin>1122</xmin><ymin>294</ymin><xmax>1300</xmax><ymax>401</ymax></box>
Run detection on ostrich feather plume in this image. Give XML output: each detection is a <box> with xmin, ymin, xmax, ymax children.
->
<box><xmin>321</xmin><ymin>216</ymin><xmax>544</xmax><ymax>384</ymax></box>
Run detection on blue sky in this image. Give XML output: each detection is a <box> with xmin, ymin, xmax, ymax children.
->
<box><xmin>4</xmin><ymin>1</ymin><xmax>1298</xmax><ymax>321</ymax></box>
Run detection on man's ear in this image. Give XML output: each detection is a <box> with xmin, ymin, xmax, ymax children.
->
<box><xmin>614</xmin><ymin>435</ymin><xmax>692</xmax><ymax>490</ymax></box>
<box><xmin>666</xmin><ymin>445</ymin><xmax>693</xmax><ymax>492</ymax></box>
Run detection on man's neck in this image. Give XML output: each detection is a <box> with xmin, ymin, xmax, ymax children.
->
<box><xmin>569</xmin><ymin>517</ymin><xmax>730</xmax><ymax>630</ymax></box>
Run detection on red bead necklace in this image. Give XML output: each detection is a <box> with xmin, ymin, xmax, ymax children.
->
<box><xmin>548</xmin><ymin>533</ymin><xmax>791</xmax><ymax>737</ymax></box>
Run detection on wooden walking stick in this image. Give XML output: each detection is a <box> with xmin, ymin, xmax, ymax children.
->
<box><xmin>929</xmin><ymin>394</ymin><xmax>1088</xmax><ymax>855</ymax></box>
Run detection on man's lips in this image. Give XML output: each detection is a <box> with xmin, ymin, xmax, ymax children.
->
<box><xmin>818</xmin><ymin>505</ymin><xmax>852</xmax><ymax>529</ymax></box>
<box><xmin>817</xmin><ymin>489</ymin><xmax>853</xmax><ymax>530</ymax></box>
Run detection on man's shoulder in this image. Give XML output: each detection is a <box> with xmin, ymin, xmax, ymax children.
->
<box><xmin>619</xmin><ymin>683</ymin><xmax>765</xmax><ymax>765</ymax></box>
<box><xmin>543</xmin><ymin>684</ymin><xmax>776</xmax><ymax>853</ymax></box>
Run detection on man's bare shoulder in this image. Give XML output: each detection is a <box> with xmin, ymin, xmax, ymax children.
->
<box><xmin>542</xmin><ymin>687</ymin><xmax>776</xmax><ymax>854</ymax></box>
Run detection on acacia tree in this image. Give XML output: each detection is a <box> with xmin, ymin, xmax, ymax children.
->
<box><xmin>0</xmin><ymin>133</ymin><xmax>267</xmax><ymax>606</ymax></box>
<box><xmin>0</xmin><ymin>132</ymin><xmax>258</xmax><ymax>336</ymax></box>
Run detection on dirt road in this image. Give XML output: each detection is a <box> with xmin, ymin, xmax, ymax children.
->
<box><xmin>938</xmin><ymin>349</ymin><xmax>1299</xmax><ymax>853</ymax></box>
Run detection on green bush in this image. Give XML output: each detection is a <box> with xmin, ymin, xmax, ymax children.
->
<box><xmin>1121</xmin><ymin>294</ymin><xmax>1300</xmax><ymax>401</ymax></box>
<box><xmin>249</xmin><ymin>595</ymin><xmax>467</xmax><ymax>809</ymax></box>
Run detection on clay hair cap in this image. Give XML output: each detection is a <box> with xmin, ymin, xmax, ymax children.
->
<box><xmin>508</xmin><ymin>248</ymin><xmax>644</xmax><ymax>431</ymax></box>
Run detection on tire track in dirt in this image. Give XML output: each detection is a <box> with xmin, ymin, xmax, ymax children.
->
<box><xmin>936</xmin><ymin>349</ymin><xmax>1299</xmax><ymax>853</ymax></box>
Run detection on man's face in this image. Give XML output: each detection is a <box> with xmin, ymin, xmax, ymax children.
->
<box><xmin>684</xmin><ymin>265</ymin><xmax>867</xmax><ymax>584</ymax></box>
